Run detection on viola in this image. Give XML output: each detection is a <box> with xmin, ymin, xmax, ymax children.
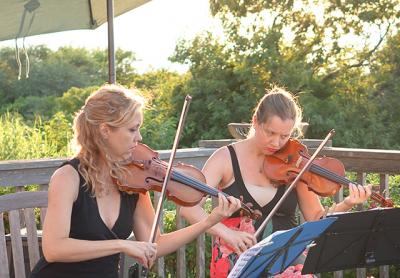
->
<box><xmin>114</xmin><ymin>143</ymin><xmax>262</xmax><ymax>220</ymax></box>
<box><xmin>263</xmin><ymin>138</ymin><xmax>393</xmax><ymax>207</ymax></box>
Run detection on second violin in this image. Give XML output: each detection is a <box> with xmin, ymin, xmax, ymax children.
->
<box><xmin>263</xmin><ymin>138</ymin><xmax>393</xmax><ymax>207</ymax></box>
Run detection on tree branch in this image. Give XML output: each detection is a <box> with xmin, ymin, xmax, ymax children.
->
<box><xmin>321</xmin><ymin>22</ymin><xmax>392</xmax><ymax>82</ymax></box>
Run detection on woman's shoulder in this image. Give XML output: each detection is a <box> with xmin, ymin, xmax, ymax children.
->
<box><xmin>208</xmin><ymin>140</ymin><xmax>247</xmax><ymax>162</ymax></box>
<box><xmin>49</xmin><ymin>162</ymin><xmax>81</xmax><ymax>197</ymax></box>
<box><xmin>54</xmin><ymin>158</ymin><xmax>80</xmax><ymax>179</ymax></box>
<box><xmin>209</xmin><ymin>145</ymin><xmax>231</xmax><ymax>163</ymax></box>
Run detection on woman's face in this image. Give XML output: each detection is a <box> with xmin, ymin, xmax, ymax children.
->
<box><xmin>254</xmin><ymin>115</ymin><xmax>294</xmax><ymax>155</ymax></box>
<box><xmin>105</xmin><ymin>112</ymin><xmax>143</xmax><ymax>161</ymax></box>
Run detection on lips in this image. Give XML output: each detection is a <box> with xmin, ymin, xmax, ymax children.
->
<box><xmin>265</xmin><ymin>147</ymin><xmax>279</xmax><ymax>153</ymax></box>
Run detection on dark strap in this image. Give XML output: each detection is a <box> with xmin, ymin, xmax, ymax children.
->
<box><xmin>227</xmin><ymin>145</ymin><xmax>245</xmax><ymax>186</ymax></box>
<box><xmin>60</xmin><ymin>157</ymin><xmax>79</xmax><ymax>171</ymax></box>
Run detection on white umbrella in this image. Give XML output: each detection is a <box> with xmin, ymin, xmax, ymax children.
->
<box><xmin>0</xmin><ymin>0</ymin><xmax>151</xmax><ymax>82</ymax></box>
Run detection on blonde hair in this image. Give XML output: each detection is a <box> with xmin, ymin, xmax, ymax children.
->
<box><xmin>252</xmin><ymin>86</ymin><xmax>303</xmax><ymax>137</ymax></box>
<box><xmin>72</xmin><ymin>84</ymin><xmax>145</xmax><ymax>195</ymax></box>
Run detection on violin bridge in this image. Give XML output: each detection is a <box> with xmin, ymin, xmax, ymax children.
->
<box><xmin>295</xmin><ymin>157</ymin><xmax>303</xmax><ymax>168</ymax></box>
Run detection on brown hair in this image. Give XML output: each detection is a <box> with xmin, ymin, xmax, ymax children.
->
<box><xmin>252</xmin><ymin>86</ymin><xmax>303</xmax><ymax>137</ymax></box>
<box><xmin>72</xmin><ymin>84</ymin><xmax>145</xmax><ymax>195</ymax></box>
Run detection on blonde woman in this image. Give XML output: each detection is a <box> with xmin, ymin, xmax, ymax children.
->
<box><xmin>30</xmin><ymin>84</ymin><xmax>241</xmax><ymax>278</ymax></box>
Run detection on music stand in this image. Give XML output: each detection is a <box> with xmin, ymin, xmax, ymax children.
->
<box><xmin>228</xmin><ymin>218</ymin><xmax>337</xmax><ymax>278</ymax></box>
<box><xmin>302</xmin><ymin>207</ymin><xmax>400</xmax><ymax>274</ymax></box>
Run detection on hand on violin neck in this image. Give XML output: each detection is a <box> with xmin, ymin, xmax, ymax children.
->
<box><xmin>343</xmin><ymin>183</ymin><xmax>372</xmax><ymax>208</ymax></box>
<box><xmin>205</xmin><ymin>194</ymin><xmax>241</xmax><ymax>227</ymax></box>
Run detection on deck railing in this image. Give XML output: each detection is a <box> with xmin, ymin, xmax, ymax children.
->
<box><xmin>1</xmin><ymin>141</ymin><xmax>399</xmax><ymax>278</ymax></box>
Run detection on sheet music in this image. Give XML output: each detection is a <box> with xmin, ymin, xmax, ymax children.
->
<box><xmin>327</xmin><ymin>207</ymin><xmax>388</xmax><ymax>216</ymax></box>
<box><xmin>227</xmin><ymin>231</ymin><xmax>286</xmax><ymax>278</ymax></box>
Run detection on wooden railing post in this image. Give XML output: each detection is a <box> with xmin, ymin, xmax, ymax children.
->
<box><xmin>196</xmin><ymin>233</ymin><xmax>205</xmax><ymax>278</ymax></box>
<box><xmin>176</xmin><ymin>206</ymin><xmax>186</xmax><ymax>278</ymax></box>
<box><xmin>356</xmin><ymin>172</ymin><xmax>367</xmax><ymax>278</ymax></box>
<box><xmin>379</xmin><ymin>174</ymin><xmax>390</xmax><ymax>278</ymax></box>
<box><xmin>39</xmin><ymin>184</ymin><xmax>48</xmax><ymax>227</ymax></box>
<box><xmin>0</xmin><ymin>212</ymin><xmax>10</xmax><ymax>278</ymax></box>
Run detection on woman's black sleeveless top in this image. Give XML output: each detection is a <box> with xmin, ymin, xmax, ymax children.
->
<box><xmin>222</xmin><ymin>145</ymin><xmax>298</xmax><ymax>240</ymax></box>
<box><xmin>30</xmin><ymin>158</ymin><xmax>139</xmax><ymax>278</ymax></box>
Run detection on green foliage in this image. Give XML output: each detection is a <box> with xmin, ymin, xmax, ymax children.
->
<box><xmin>0</xmin><ymin>112</ymin><xmax>72</xmax><ymax>160</ymax></box>
<box><xmin>171</xmin><ymin>34</ymin><xmax>264</xmax><ymax>145</ymax></box>
<box><xmin>0</xmin><ymin>46</ymin><xmax>137</xmax><ymax>108</ymax></box>
<box><xmin>43</xmin><ymin>112</ymin><xmax>73</xmax><ymax>154</ymax></box>
<box><xmin>169</xmin><ymin>0</ymin><xmax>400</xmax><ymax>150</ymax></box>
<box><xmin>132</xmin><ymin>70</ymin><xmax>189</xmax><ymax>149</ymax></box>
<box><xmin>1</xmin><ymin>95</ymin><xmax>58</xmax><ymax>120</ymax></box>
<box><xmin>56</xmin><ymin>86</ymin><xmax>97</xmax><ymax>121</ymax></box>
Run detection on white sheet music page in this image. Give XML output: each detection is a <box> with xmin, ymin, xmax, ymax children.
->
<box><xmin>227</xmin><ymin>231</ymin><xmax>282</xmax><ymax>278</ymax></box>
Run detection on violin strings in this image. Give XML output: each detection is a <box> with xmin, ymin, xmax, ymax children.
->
<box><xmin>309</xmin><ymin>164</ymin><xmax>351</xmax><ymax>185</ymax></box>
<box><xmin>310</xmin><ymin>164</ymin><xmax>383</xmax><ymax>202</ymax></box>
<box><xmin>152</xmin><ymin>160</ymin><xmax>253</xmax><ymax>211</ymax></box>
<box><xmin>171</xmin><ymin>171</ymin><xmax>250</xmax><ymax>208</ymax></box>
<box><xmin>151</xmin><ymin>159</ymin><xmax>216</xmax><ymax>195</ymax></box>
<box><xmin>171</xmin><ymin>170</ymin><xmax>217</xmax><ymax>196</ymax></box>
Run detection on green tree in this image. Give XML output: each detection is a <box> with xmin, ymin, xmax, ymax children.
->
<box><xmin>208</xmin><ymin>0</ymin><xmax>400</xmax><ymax>98</ymax></box>
<box><xmin>170</xmin><ymin>0</ymin><xmax>400</xmax><ymax>148</ymax></box>
<box><xmin>0</xmin><ymin>46</ymin><xmax>137</xmax><ymax>106</ymax></box>
<box><xmin>368</xmin><ymin>33</ymin><xmax>400</xmax><ymax>149</ymax></box>
<box><xmin>132</xmin><ymin>70</ymin><xmax>189</xmax><ymax>149</ymax></box>
<box><xmin>56</xmin><ymin>86</ymin><xmax>97</xmax><ymax>121</ymax></box>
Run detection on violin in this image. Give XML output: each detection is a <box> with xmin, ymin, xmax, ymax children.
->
<box><xmin>263</xmin><ymin>138</ymin><xmax>394</xmax><ymax>207</ymax></box>
<box><xmin>114</xmin><ymin>143</ymin><xmax>262</xmax><ymax>220</ymax></box>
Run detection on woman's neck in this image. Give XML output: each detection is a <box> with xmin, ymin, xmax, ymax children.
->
<box><xmin>241</xmin><ymin>137</ymin><xmax>266</xmax><ymax>158</ymax></box>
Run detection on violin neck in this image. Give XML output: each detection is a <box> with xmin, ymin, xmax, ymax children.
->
<box><xmin>309</xmin><ymin>164</ymin><xmax>392</xmax><ymax>207</ymax></box>
<box><xmin>309</xmin><ymin>164</ymin><xmax>350</xmax><ymax>186</ymax></box>
<box><xmin>171</xmin><ymin>170</ymin><xmax>220</xmax><ymax>197</ymax></box>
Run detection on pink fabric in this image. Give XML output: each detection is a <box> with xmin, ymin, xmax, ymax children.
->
<box><xmin>273</xmin><ymin>264</ymin><xmax>314</xmax><ymax>278</ymax></box>
<box><xmin>210</xmin><ymin>216</ymin><xmax>254</xmax><ymax>278</ymax></box>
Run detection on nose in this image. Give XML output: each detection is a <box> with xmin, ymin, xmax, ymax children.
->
<box><xmin>135</xmin><ymin>130</ymin><xmax>143</xmax><ymax>142</ymax></box>
<box><xmin>270</xmin><ymin>135</ymin><xmax>280</xmax><ymax>148</ymax></box>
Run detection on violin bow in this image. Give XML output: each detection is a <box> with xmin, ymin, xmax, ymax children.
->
<box><xmin>254</xmin><ymin>129</ymin><xmax>335</xmax><ymax>238</ymax></box>
<box><xmin>141</xmin><ymin>95</ymin><xmax>192</xmax><ymax>277</ymax></box>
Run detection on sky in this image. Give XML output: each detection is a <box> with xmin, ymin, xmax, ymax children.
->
<box><xmin>0</xmin><ymin>0</ymin><xmax>222</xmax><ymax>73</ymax></box>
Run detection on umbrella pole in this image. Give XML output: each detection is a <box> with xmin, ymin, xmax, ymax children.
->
<box><xmin>107</xmin><ymin>0</ymin><xmax>116</xmax><ymax>84</ymax></box>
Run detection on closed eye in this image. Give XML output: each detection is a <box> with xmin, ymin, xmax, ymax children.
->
<box><xmin>129</xmin><ymin>124</ymin><xmax>141</xmax><ymax>133</ymax></box>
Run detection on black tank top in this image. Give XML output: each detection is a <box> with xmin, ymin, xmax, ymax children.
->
<box><xmin>222</xmin><ymin>145</ymin><xmax>298</xmax><ymax>240</ymax></box>
<box><xmin>30</xmin><ymin>158</ymin><xmax>139</xmax><ymax>278</ymax></box>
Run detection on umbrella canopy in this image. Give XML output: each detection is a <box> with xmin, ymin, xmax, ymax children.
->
<box><xmin>0</xmin><ymin>0</ymin><xmax>150</xmax><ymax>41</ymax></box>
<box><xmin>0</xmin><ymin>0</ymin><xmax>151</xmax><ymax>82</ymax></box>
